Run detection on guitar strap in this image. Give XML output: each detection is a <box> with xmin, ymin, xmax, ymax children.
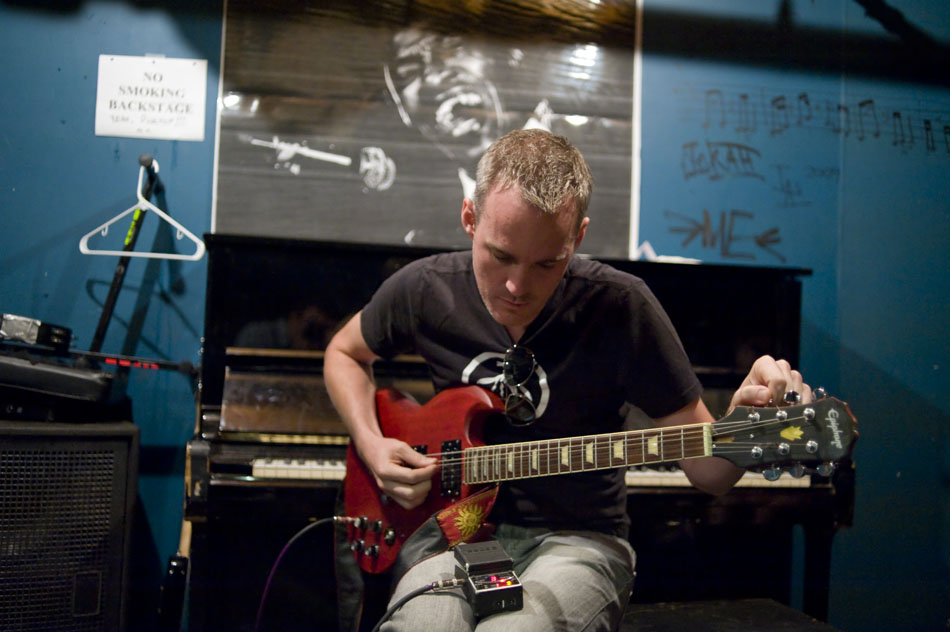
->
<box><xmin>391</xmin><ymin>485</ymin><xmax>500</xmax><ymax>581</ymax></box>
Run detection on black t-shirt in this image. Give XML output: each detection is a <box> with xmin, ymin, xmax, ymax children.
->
<box><xmin>361</xmin><ymin>251</ymin><xmax>702</xmax><ymax>538</ymax></box>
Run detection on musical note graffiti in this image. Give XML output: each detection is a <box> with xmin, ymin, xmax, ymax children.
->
<box><xmin>694</xmin><ymin>86</ymin><xmax>948</xmax><ymax>157</ymax></box>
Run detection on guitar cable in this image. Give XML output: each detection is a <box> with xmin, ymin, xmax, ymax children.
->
<box><xmin>253</xmin><ymin>516</ymin><xmax>336</xmax><ymax>632</ymax></box>
<box><xmin>370</xmin><ymin>578</ymin><xmax>467</xmax><ymax>632</ymax></box>
<box><xmin>253</xmin><ymin>516</ymin><xmax>472</xmax><ymax>632</ymax></box>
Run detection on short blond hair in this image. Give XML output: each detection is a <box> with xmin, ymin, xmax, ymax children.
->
<box><xmin>473</xmin><ymin>129</ymin><xmax>593</xmax><ymax>232</ymax></box>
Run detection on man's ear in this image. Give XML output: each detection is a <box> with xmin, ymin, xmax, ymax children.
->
<box><xmin>461</xmin><ymin>199</ymin><xmax>477</xmax><ymax>238</ymax></box>
<box><xmin>573</xmin><ymin>216</ymin><xmax>590</xmax><ymax>251</ymax></box>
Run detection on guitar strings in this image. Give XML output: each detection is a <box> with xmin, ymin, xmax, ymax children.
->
<box><xmin>427</xmin><ymin>412</ymin><xmax>816</xmax><ymax>473</ymax></box>
<box><xmin>425</xmin><ymin>413</ymin><xmax>812</xmax><ymax>464</ymax></box>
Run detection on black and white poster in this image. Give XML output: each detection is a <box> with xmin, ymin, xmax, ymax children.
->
<box><xmin>215</xmin><ymin>1</ymin><xmax>638</xmax><ymax>256</ymax></box>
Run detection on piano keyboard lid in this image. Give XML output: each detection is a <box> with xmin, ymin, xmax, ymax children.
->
<box><xmin>220</xmin><ymin>349</ymin><xmax>345</xmax><ymax>436</ymax></box>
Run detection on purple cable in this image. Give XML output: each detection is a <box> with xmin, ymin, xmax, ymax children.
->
<box><xmin>254</xmin><ymin>517</ymin><xmax>335</xmax><ymax>632</ymax></box>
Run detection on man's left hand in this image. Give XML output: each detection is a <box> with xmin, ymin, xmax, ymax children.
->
<box><xmin>729</xmin><ymin>355</ymin><xmax>811</xmax><ymax>411</ymax></box>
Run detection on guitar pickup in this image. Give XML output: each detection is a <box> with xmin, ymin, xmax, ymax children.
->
<box><xmin>441</xmin><ymin>439</ymin><xmax>462</xmax><ymax>498</ymax></box>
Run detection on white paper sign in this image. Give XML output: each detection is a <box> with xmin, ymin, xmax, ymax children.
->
<box><xmin>95</xmin><ymin>54</ymin><xmax>207</xmax><ymax>141</ymax></box>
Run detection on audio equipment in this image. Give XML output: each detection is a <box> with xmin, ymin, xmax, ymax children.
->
<box><xmin>0</xmin><ymin>421</ymin><xmax>139</xmax><ymax>632</ymax></box>
<box><xmin>453</xmin><ymin>540</ymin><xmax>523</xmax><ymax>618</ymax></box>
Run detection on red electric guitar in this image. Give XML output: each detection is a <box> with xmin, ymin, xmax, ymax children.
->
<box><xmin>343</xmin><ymin>385</ymin><xmax>857</xmax><ymax>574</ymax></box>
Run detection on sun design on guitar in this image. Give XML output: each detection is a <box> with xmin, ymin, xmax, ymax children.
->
<box><xmin>454</xmin><ymin>504</ymin><xmax>488</xmax><ymax>540</ymax></box>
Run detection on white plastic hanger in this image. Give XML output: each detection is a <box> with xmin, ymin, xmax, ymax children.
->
<box><xmin>79</xmin><ymin>159</ymin><xmax>206</xmax><ymax>261</ymax></box>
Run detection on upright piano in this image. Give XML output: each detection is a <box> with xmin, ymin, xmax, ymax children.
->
<box><xmin>184</xmin><ymin>234</ymin><xmax>852</xmax><ymax>632</ymax></box>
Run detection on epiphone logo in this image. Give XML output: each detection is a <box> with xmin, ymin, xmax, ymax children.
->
<box><xmin>825</xmin><ymin>408</ymin><xmax>844</xmax><ymax>449</ymax></box>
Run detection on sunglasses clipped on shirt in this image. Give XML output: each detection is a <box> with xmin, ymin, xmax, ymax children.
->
<box><xmin>502</xmin><ymin>344</ymin><xmax>538</xmax><ymax>427</ymax></box>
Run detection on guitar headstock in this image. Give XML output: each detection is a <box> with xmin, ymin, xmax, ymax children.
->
<box><xmin>711</xmin><ymin>394</ymin><xmax>857</xmax><ymax>479</ymax></box>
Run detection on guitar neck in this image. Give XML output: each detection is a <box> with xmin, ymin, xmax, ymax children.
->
<box><xmin>462</xmin><ymin>423</ymin><xmax>712</xmax><ymax>484</ymax></box>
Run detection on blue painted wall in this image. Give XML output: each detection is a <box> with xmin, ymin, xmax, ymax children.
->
<box><xmin>0</xmin><ymin>1</ymin><xmax>221</xmax><ymax>624</ymax></box>
<box><xmin>639</xmin><ymin>3</ymin><xmax>950</xmax><ymax>630</ymax></box>
<box><xmin>1</xmin><ymin>1</ymin><xmax>947</xmax><ymax>630</ymax></box>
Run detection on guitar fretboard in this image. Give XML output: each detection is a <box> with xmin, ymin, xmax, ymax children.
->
<box><xmin>463</xmin><ymin>423</ymin><xmax>712</xmax><ymax>484</ymax></box>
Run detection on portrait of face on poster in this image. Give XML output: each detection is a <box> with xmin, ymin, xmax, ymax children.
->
<box><xmin>215</xmin><ymin>1</ymin><xmax>638</xmax><ymax>257</ymax></box>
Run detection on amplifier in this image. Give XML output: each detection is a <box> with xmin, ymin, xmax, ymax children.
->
<box><xmin>0</xmin><ymin>421</ymin><xmax>139</xmax><ymax>632</ymax></box>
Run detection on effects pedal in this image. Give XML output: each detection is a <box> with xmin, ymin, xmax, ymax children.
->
<box><xmin>453</xmin><ymin>540</ymin><xmax>523</xmax><ymax>618</ymax></box>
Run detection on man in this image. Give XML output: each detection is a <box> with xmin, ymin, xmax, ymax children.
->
<box><xmin>325</xmin><ymin>129</ymin><xmax>811</xmax><ymax>631</ymax></box>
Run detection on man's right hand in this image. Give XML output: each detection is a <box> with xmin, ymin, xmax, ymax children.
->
<box><xmin>324</xmin><ymin>312</ymin><xmax>438</xmax><ymax>510</ymax></box>
<box><xmin>359</xmin><ymin>435</ymin><xmax>438</xmax><ymax>510</ymax></box>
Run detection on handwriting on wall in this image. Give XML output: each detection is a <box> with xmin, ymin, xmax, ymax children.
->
<box><xmin>681</xmin><ymin>141</ymin><xmax>764</xmax><ymax>181</ymax></box>
<box><xmin>664</xmin><ymin>84</ymin><xmax>948</xmax><ymax>263</ymax></box>
<box><xmin>664</xmin><ymin>209</ymin><xmax>785</xmax><ymax>263</ymax></box>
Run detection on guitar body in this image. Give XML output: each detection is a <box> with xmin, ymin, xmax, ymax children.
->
<box><xmin>343</xmin><ymin>386</ymin><xmax>502</xmax><ymax>574</ymax></box>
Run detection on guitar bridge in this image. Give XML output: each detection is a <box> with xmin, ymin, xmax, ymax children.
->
<box><xmin>441</xmin><ymin>439</ymin><xmax>461</xmax><ymax>498</ymax></box>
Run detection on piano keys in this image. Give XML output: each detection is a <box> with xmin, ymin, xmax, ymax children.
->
<box><xmin>625</xmin><ymin>466</ymin><xmax>812</xmax><ymax>489</ymax></box>
<box><xmin>191</xmin><ymin>433</ymin><xmax>345</xmax><ymax>486</ymax></box>
<box><xmin>251</xmin><ymin>457</ymin><xmax>346</xmax><ymax>481</ymax></box>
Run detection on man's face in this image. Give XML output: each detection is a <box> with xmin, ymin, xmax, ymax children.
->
<box><xmin>462</xmin><ymin>185</ymin><xmax>588</xmax><ymax>341</ymax></box>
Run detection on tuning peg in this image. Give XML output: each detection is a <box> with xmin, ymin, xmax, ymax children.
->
<box><xmin>790</xmin><ymin>463</ymin><xmax>807</xmax><ymax>478</ymax></box>
<box><xmin>816</xmin><ymin>462</ymin><xmax>836</xmax><ymax>477</ymax></box>
<box><xmin>763</xmin><ymin>467</ymin><xmax>783</xmax><ymax>481</ymax></box>
<box><xmin>813</xmin><ymin>387</ymin><xmax>827</xmax><ymax>400</ymax></box>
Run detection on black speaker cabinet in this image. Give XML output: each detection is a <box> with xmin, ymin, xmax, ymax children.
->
<box><xmin>0</xmin><ymin>421</ymin><xmax>139</xmax><ymax>632</ymax></box>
